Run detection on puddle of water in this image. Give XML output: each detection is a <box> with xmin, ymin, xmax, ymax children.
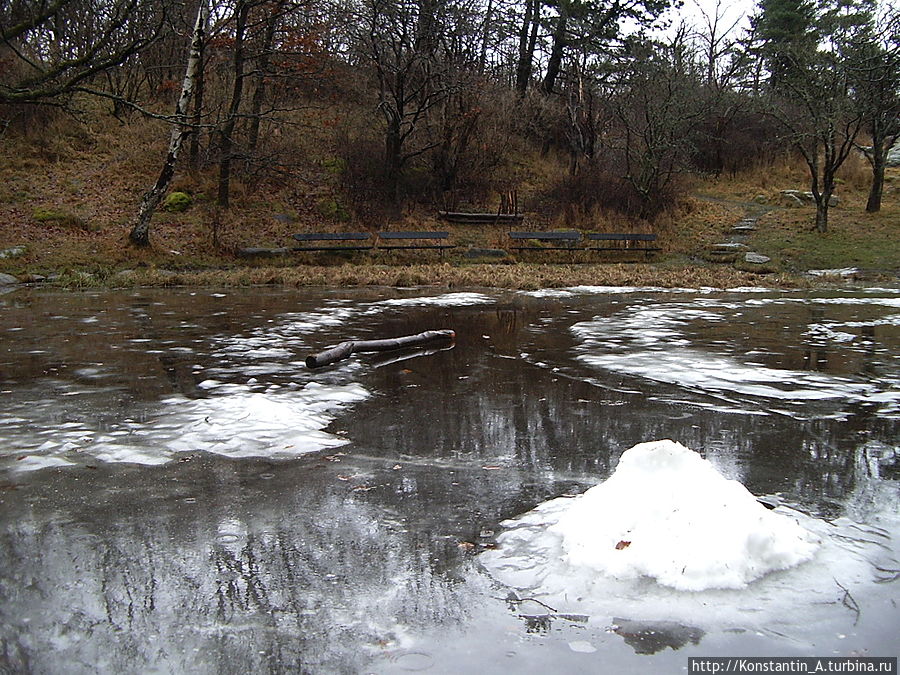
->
<box><xmin>0</xmin><ymin>286</ymin><xmax>898</xmax><ymax>673</ymax></box>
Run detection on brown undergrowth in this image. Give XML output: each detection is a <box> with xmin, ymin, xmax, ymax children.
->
<box><xmin>1</xmin><ymin>109</ymin><xmax>897</xmax><ymax>289</ymax></box>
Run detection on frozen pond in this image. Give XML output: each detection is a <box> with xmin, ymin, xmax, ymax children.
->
<box><xmin>1</xmin><ymin>285</ymin><xmax>898</xmax><ymax>673</ymax></box>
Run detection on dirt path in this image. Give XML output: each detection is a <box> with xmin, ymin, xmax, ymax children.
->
<box><xmin>693</xmin><ymin>194</ymin><xmax>780</xmax><ymax>265</ymax></box>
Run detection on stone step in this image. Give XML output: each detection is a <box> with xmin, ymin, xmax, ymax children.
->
<box><xmin>709</xmin><ymin>242</ymin><xmax>748</xmax><ymax>252</ymax></box>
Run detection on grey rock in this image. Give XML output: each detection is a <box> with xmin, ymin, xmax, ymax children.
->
<box><xmin>887</xmin><ymin>139</ymin><xmax>900</xmax><ymax>167</ymax></box>
<box><xmin>0</xmin><ymin>273</ymin><xmax>20</xmax><ymax>285</ymax></box>
<box><xmin>0</xmin><ymin>246</ymin><xmax>26</xmax><ymax>259</ymax></box>
<box><xmin>781</xmin><ymin>193</ymin><xmax>805</xmax><ymax>208</ymax></box>
<box><xmin>236</xmin><ymin>247</ymin><xmax>291</xmax><ymax>258</ymax></box>
<box><xmin>744</xmin><ymin>253</ymin><xmax>771</xmax><ymax>264</ymax></box>
<box><xmin>779</xmin><ymin>189</ymin><xmax>839</xmax><ymax>206</ymax></box>
<box><xmin>807</xmin><ymin>267</ymin><xmax>859</xmax><ymax>278</ymax></box>
<box><xmin>710</xmin><ymin>242</ymin><xmax>747</xmax><ymax>251</ymax></box>
<box><xmin>464</xmin><ymin>247</ymin><xmax>507</xmax><ymax>259</ymax></box>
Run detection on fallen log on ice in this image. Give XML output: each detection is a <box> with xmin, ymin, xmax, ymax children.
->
<box><xmin>305</xmin><ymin>329</ymin><xmax>456</xmax><ymax>368</ymax></box>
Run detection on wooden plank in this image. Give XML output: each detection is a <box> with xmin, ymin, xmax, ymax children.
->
<box><xmin>378</xmin><ymin>231</ymin><xmax>450</xmax><ymax>239</ymax></box>
<box><xmin>510</xmin><ymin>246</ymin><xmax>582</xmax><ymax>251</ymax></box>
<box><xmin>585</xmin><ymin>233</ymin><xmax>660</xmax><ymax>255</ymax></box>
<box><xmin>293</xmin><ymin>245</ymin><xmax>373</xmax><ymax>251</ymax></box>
<box><xmin>587</xmin><ymin>233</ymin><xmax>657</xmax><ymax>242</ymax></box>
<box><xmin>508</xmin><ymin>231</ymin><xmax>580</xmax><ymax>241</ymax></box>
<box><xmin>590</xmin><ymin>246</ymin><xmax>662</xmax><ymax>252</ymax></box>
<box><xmin>438</xmin><ymin>211</ymin><xmax>524</xmax><ymax>224</ymax></box>
<box><xmin>293</xmin><ymin>232</ymin><xmax>371</xmax><ymax>241</ymax></box>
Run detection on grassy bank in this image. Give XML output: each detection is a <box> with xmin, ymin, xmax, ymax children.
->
<box><xmin>1</xmin><ymin>111</ymin><xmax>897</xmax><ymax>291</ymax></box>
<box><xmin>44</xmin><ymin>262</ymin><xmax>806</xmax><ymax>291</ymax></box>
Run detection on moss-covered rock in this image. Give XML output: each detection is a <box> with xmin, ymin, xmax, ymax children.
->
<box><xmin>322</xmin><ymin>157</ymin><xmax>348</xmax><ymax>176</ymax></box>
<box><xmin>316</xmin><ymin>197</ymin><xmax>350</xmax><ymax>221</ymax></box>
<box><xmin>32</xmin><ymin>207</ymin><xmax>94</xmax><ymax>231</ymax></box>
<box><xmin>163</xmin><ymin>191</ymin><xmax>193</xmax><ymax>212</ymax></box>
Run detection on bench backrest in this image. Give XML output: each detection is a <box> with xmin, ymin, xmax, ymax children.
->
<box><xmin>509</xmin><ymin>231</ymin><xmax>581</xmax><ymax>240</ymax></box>
<box><xmin>293</xmin><ymin>232</ymin><xmax>370</xmax><ymax>241</ymax></box>
<box><xmin>587</xmin><ymin>233</ymin><xmax>657</xmax><ymax>241</ymax></box>
<box><xmin>378</xmin><ymin>231</ymin><xmax>449</xmax><ymax>239</ymax></box>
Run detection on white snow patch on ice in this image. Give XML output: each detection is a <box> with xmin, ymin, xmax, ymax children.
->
<box><xmin>807</xmin><ymin>267</ymin><xmax>860</xmax><ymax>278</ymax></box>
<box><xmin>580</xmin><ymin>349</ymin><xmax>871</xmax><ymax>401</ymax></box>
<box><xmin>375</xmin><ymin>292</ymin><xmax>495</xmax><ymax>307</ymax></box>
<box><xmin>570</xmin><ymin>300</ymin><xmax>895</xmax><ymax>409</ymax></box>
<box><xmin>7</xmin><ymin>382</ymin><xmax>369</xmax><ymax>470</ymax></box>
<box><xmin>804</xmin><ymin>324</ymin><xmax>857</xmax><ymax>343</ymax></box>
<box><xmin>520</xmin><ymin>286</ymin><xmax>699</xmax><ymax>298</ymax></box>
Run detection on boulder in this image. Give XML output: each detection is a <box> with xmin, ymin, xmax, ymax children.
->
<box><xmin>778</xmin><ymin>190</ymin><xmax>839</xmax><ymax>207</ymax></box>
<box><xmin>744</xmin><ymin>253</ymin><xmax>771</xmax><ymax>264</ymax></box>
<box><xmin>780</xmin><ymin>193</ymin><xmax>805</xmax><ymax>208</ymax></box>
<box><xmin>464</xmin><ymin>247</ymin><xmax>507</xmax><ymax>259</ymax></box>
<box><xmin>236</xmin><ymin>247</ymin><xmax>291</xmax><ymax>258</ymax></box>
<box><xmin>0</xmin><ymin>273</ymin><xmax>20</xmax><ymax>285</ymax></box>
<box><xmin>0</xmin><ymin>246</ymin><xmax>26</xmax><ymax>259</ymax></box>
<box><xmin>887</xmin><ymin>139</ymin><xmax>900</xmax><ymax>167</ymax></box>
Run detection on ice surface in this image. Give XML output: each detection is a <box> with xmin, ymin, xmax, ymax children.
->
<box><xmin>570</xmin><ymin>296</ymin><xmax>899</xmax><ymax>412</ymax></box>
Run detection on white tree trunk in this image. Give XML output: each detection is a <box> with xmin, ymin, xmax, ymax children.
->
<box><xmin>130</xmin><ymin>3</ymin><xmax>207</xmax><ymax>246</ymax></box>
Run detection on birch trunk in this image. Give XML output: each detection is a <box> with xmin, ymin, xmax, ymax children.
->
<box><xmin>129</xmin><ymin>3</ymin><xmax>207</xmax><ymax>247</ymax></box>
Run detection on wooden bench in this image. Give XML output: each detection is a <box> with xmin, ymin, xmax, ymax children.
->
<box><xmin>292</xmin><ymin>232</ymin><xmax>373</xmax><ymax>251</ymax></box>
<box><xmin>508</xmin><ymin>231</ymin><xmax>582</xmax><ymax>251</ymax></box>
<box><xmin>438</xmin><ymin>211</ymin><xmax>524</xmax><ymax>225</ymax></box>
<box><xmin>376</xmin><ymin>231</ymin><xmax>455</xmax><ymax>256</ymax></box>
<box><xmin>586</xmin><ymin>233</ymin><xmax>661</xmax><ymax>257</ymax></box>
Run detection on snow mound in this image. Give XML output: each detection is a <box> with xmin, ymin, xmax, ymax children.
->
<box><xmin>549</xmin><ymin>440</ymin><xmax>820</xmax><ymax>591</ymax></box>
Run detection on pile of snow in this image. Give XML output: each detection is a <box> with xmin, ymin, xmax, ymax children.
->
<box><xmin>485</xmin><ymin>440</ymin><xmax>820</xmax><ymax>595</ymax></box>
<box><xmin>549</xmin><ymin>440</ymin><xmax>820</xmax><ymax>591</ymax></box>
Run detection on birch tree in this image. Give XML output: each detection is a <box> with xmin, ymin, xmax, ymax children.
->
<box><xmin>129</xmin><ymin>2</ymin><xmax>207</xmax><ymax>247</ymax></box>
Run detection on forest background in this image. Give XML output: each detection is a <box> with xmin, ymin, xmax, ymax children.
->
<box><xmin>0</xmin><ymin>0</ymin><xmax>898</xmax><ymax>289</ymax></box>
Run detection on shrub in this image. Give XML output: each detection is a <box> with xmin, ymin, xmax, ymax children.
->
<box><xmin>316</xmin><ymin>197</ymin><xmax>351</xmax><ymax>221</ymax></box>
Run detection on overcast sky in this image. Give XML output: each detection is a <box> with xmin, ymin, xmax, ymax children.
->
<box><xmin>657</xmin><ymin>0</ymin><xmax>757</xmax><ymax>39</ymax></box>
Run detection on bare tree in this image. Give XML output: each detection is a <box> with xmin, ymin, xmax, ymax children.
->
<box><xmin>129</xmin><ymin>3</ymin><xmax>207</xmax><ymax>246</ymax></box>
<box><xmin>356</xmin><ymin>0</ymin><xmax>451</xmax><ymax>202</ymax></box>
<box><xmin>610</xmin><ymin>35</ymin><xmax>706</xmax><ymax>219</ymax></box>
<box><xmin>0</xmin><ymin>0</ymin><xmax>166</xmax><ymax>107</ymax></box>
<box><xmin>514</xmin><ymin>0</ymin><xmax>541</xmax><ymax>94</ymax></box>
<box><xmin>769</xmin><ymin>54</ymin><xmax>863</xmax><ymax>233</ymax></box>
<box><xmin>690</xmin><ymin>0</ymin><xmax>745</xmax><ymax>89</ymax></box>
<box><xmin>849</xmin><ymin>6</ymin><xmax>900</xmax><ymax>213</ymax></box>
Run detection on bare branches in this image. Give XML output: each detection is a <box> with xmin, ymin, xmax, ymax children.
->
<box><xmin>0</xmin><ymin>0</ymin><xmax>167</xmax><ymax>106</ymax></box>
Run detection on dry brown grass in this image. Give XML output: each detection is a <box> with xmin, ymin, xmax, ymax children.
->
<box><xmin>1</xmin><ymin>102</ymin><xmax>896</xmax><ymax>289</ymax></box>
<box><xmin>101</xmin><ymin>262</ymin><xmax>801</xmax><ymax>291</ymax></box>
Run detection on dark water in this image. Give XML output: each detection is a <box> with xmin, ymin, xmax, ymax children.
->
<box><xmin>1</xmin><ymin>285</ymin><xmax>898</xmax><ymax>674</ymax></box>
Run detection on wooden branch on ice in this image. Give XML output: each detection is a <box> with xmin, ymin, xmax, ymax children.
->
<box><xmin>305</xmin><ymin>329</ymin><xmax>456</xmax><ymax>368</ymax></box>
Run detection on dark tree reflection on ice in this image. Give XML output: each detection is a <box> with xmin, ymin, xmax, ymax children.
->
<box><xmin>0</xmin><ymin>286</ymin><xmax>898</xmax><ymax>673</ymax></box>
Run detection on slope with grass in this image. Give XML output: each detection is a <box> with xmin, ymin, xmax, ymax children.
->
<box><xmin>0</xmin><ymin>110</ymin><xmax>897</xmax><ymax>290</ymax></box>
